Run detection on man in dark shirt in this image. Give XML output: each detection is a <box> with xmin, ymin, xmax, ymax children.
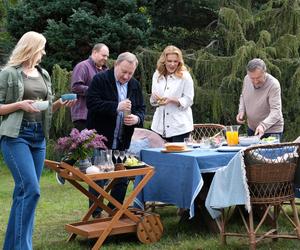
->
<box><xmin>87</xmin><ymin>52</ymin><xmax>145</xmax><ymax>213</ymax></box>
<box><xmin>57</xmin><ymin>44</ymin><xmax>109</xmax><ymax>214</ymax></box>
<box><xmin>71</xmin><ymin>43</ymin><xmax>109</xmax><ymax>130</ymax></box>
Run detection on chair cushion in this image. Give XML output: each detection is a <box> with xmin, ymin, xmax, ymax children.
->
<box><xmin>294</xmin><ymin>136</ymin><xmax>300</xmax><ymax>143</ymax></box>
<box><xmin>244</xmin><ymin>148</ymin><xmax>298</xmax><ymax>165</ymax></box>
<box><xmin>128</xmin><ymin>138</ymin><xmax>150</xmax><ymax>157</ymax></box>
<box><xmin>131</xmin><ymin>128</ymin><xmax>165</xmax><ymax>148</ymax></box>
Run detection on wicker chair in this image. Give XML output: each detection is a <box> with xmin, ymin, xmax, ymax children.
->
<box><xmin>219</xmin><ymin>142</ymin><xmax>300</xmax><ymax>250</ymax></box>
<box><xmin>191</xmin><ymin>123</ymin><xmax>225</xmax><ymax>142</ymax></box>
<box><xmin>190</xmin><ymin>124</ymin><xmax>225</xmax><ymax>230</ymax></box>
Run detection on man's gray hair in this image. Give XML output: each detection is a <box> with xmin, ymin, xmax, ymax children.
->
<box><xmin>92</xmin><ymin>43</ymin><xmax>108</xmax><ymax>52</ymax></box>
<box><xmin>246</xmin><ymin>58</ymin><xmax>267</xmax><ymax>72</ymax></box>
<box><xmin>116</xmin><ymin>52</ymin><xmax>138</xmax><ymax>67</ymax></box>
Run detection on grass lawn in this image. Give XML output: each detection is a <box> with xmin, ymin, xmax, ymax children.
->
<box><xmin>1</xmin><ymin>162</ymin><xmax>300</xmax><ymax>249</ymax></box>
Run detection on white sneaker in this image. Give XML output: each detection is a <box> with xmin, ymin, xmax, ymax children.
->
<box><xmin>55</xmin><ymin>173</ymin><xmax>65</xmax><ymax>185</ymax></box>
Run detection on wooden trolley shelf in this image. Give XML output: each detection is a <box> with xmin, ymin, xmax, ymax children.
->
<box><xmin>65</xmin><ymin>216</ymin><xmax>138</xmax><ymax>238</ymax></box>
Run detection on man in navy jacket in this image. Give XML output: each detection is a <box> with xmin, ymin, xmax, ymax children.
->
<box><xmin>86</xmin><ymin>52</ymin><xmax>145</xmax><ymax>215</ymax></box>
<box><xmin>87</xmin><ymin>52</ymin><xmax>145</xmax><ymax>149</ymax></box>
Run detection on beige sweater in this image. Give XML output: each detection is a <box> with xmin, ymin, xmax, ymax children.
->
<box><xmin>238</xmin><ymin>73</ymin><xmax>284</xmax><ymax>133</ymax></box>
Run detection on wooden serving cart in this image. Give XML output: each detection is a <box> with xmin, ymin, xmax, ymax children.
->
<box><xmin>44</xmin><ymin>160</ymin><xmax>163</xmax><ymax>249</ymax></box>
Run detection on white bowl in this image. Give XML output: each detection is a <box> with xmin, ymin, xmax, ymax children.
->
<box><xmin>32</xmin><ymin>100</ymin><xmax>49</xmax><ymax>111</ymax></box>
<box><xmin>239</xmin><ymin>136</ymin><xmax>260</xmax><ymax>146</ymax></box>
<box><xmin>86</xmin><ymin>165</ymin><xmax>100</xmax><ymax>174</ymax></box>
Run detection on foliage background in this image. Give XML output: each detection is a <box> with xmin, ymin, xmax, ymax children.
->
<box><xmin>0</xmin><ymin>0</ymin><xmax>300</xmax><ymax>144</ymax></box>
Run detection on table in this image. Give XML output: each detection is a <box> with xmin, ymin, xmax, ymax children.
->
<box><xmin>44</xmin><ymin>160</ymin><xmax>163</xmax><ymax>250</ymax></box>
<box><xmin>134</xmin><ymin>148</ymin><xmax>238</xmax><ymax>218</ymax></box>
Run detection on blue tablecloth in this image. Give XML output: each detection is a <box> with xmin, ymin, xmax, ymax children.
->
<box><xmin>134</xmin><ymin>148</ymin><xmax>237</xmax><ymax>218</ymax></box>
<box><xmin>205</xmin><ymin>150</ymin><xmax>250</xmax><ymax>219</ymax></box>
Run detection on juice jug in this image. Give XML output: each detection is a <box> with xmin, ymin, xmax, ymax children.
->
<box><xmin>225</xmin><ymin>125</ymin><xmax>240</xmax><ymax>146</ymax></box>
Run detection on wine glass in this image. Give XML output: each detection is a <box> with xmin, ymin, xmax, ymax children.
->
<box><xmin>119</xmin><ymin>151</ymin><xmax>126</xmax><ymax>163</ymax></box>
<box><xmin>125</xmin><ymin>149</ymin><xmax>131</xmax><ymax>161</ymax></box>
<box><xmin>113</xmin><ymin>150</ymin><xmax>120</xmax><ymax>163</ymax></box>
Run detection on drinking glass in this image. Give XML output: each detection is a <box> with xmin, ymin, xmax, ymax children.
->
<box><xmin>201</xmin><ymin>137</ymin><xmax>211</xmax><ymax>149</ymax></box>
<box><xmin>184</xmin><ymin>137</ymin><xmax>193</xmax><ymax>148</ymax></box>
<box><xmin>119</xmin><ymin>151</ymin><xmax>126</xmax><ymax>163</ymax></box>
<box><xmin>113</xmin><ymin>150</ymin><xmax>120</xmax><ymax>163</ymax></box>
<box><xmin>125</xmin><ymin>150</ymin><xmax>131</xmax><ymax>161</ymax></box>
<box><xmin>225</xmin><ymin>125</ymin><xmax>240</xmax><ymax>146</ymax></box>
<box><xmin>270</xmin><ymin>134</ymin><xmax>281</xmax><ymax>143</ymax></box>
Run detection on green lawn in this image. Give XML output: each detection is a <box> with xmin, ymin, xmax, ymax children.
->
<box><xmin>1</xmin><ymin>163</ymin><xmax>300</xmax><ymax>249</ymax></box>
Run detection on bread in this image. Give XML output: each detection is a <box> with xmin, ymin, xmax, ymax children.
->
<box><xmin>164</xmin><ymin>143</ymin><xmax>186</xmax><ymax>151</ymax></box>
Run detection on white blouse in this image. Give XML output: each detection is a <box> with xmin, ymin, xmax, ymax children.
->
<box><xmin>150</xmin><ymin>70</ymin><xmax>194</xmax><ymax>138</ymax></box>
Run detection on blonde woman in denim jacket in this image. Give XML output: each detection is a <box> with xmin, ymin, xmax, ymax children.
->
<box><xmin>0</xmin><ymin>31</ymin><xmax>75</xmax><ymax>250</ymax></box>
<box><xmin>150</xmin><ymin>45</ymin><xmax>194</xmax><ymax>142</ymax></box>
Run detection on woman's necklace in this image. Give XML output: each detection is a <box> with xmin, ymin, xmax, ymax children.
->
<box><xmin>23</xmin><ymin>67</ymin><xmax>39</xmax><ymax>78</ymax></box>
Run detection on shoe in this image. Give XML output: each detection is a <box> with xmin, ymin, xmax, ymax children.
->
<box><xmin>92</xmin><ymin>212</ymin><xmax>102</xmax><ymax>218</ymax></box>
<box><xmin>177</xmin><ymin>208</ymin><xmax>187</xmax><ymax>217</ymax></box>
<box><xmin>55</xmin><ymin>172</ymin><xmax>65</xmax><ymax>185</ymax></box>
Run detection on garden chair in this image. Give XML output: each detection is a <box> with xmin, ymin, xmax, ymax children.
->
<box><xmin>190</xmin><ymin>123</ymin><xmax>225</xmax><ymax>230</ymax></box>
<box><xmin>218</xmin><ymin>142</ymin><xmax>300</xmax><ymax>250</ymax></box>
<box><xmin>293</xmin><ymin>136</ymin><xmax>300</xmax><ymax>201</ymax></box>
<box><xmin>130</xmin><ymin>128</ymin><xmax>165</xmax><ymax>149</ymax></box>
<box><xmin>191</xmin><ymin>123</ymin><xmax>225</xmax><ymax>142</ymax></box>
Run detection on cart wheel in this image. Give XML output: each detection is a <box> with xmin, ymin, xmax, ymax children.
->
<box><xmin>137</xmin><ymin>214</ymin><xmax>163</xmax><ymax>244</ymax></box>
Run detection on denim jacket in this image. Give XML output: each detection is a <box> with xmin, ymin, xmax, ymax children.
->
<box><xmin>0</xmin><ymin>65</ymin><xmax>53</xmax><ymax>138</ymax></box>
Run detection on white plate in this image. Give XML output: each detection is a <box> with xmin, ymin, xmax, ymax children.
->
<box><xmin>161</xmin><ymin>148</ymin><xmax>192</xmax><ymax>153</ymax></box>
<box><xmin>217</xmin><ymin>146</ymin><xmax>244</xmax><ymax>152</ymax></box>
<box><xmin>124</xmin><ymin>161</ymin><xmax>146</xmax><ymax>168</ymax></box>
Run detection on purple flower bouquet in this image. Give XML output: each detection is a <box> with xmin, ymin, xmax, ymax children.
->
<box><xmin>56</xmin><ymin>128</ymin><xmax>107</xmax><ymax>161</ymax></box>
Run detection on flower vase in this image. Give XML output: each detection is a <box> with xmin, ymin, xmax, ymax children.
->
<box><xmin>78</xmin><ymin>158</ymin><xmax>91</xmax><ymax>173</ymax></box>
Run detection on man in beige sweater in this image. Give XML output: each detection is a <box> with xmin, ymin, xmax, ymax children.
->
<box><xmin>236</xmin><ymin>58</ymin><xmax>284</xmax><ymax>138</ymax></box>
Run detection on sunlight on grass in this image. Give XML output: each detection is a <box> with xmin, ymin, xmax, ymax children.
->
<box><xmin>1</xmin><ymin>163</ymin><xmax>300</xmax><ymax>249</ymax></box>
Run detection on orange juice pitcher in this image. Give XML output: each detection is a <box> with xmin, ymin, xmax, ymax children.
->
<box><xmin>225</xmin><ymin>125</ymin><xmax>240</xmax><ymax>146</ymax></box>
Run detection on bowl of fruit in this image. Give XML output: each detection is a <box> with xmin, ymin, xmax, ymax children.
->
<box><xmin>124</xmin><ymin>156</ymin><xmax>146</xmax><ymax>169</ymax></box>
<box><xmin>261</xmin><ymin>135</ymin><xmax>280</xmax><ymax>144</ymax></box>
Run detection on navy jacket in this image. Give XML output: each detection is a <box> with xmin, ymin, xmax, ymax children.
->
<box><xmin>86</xmin><ymin>68</ymin><xmax>145</xmax><ymax>150</ymax></box>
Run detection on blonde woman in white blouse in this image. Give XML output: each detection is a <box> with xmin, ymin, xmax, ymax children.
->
<box><xmin>150</xmin><ymin>45</ymin><xmax>194</xmax><ymax>142</ymax></box>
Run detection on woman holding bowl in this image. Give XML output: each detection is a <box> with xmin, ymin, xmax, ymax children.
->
<box><xmin>150</xmin><ymin>45</ymin><xmax>194</xmax><ymax>142</ymax></box>
<box><xmin>0</xmin><ymin>31</ymin><xmax>75</xmax><ymax>250</ymax></box>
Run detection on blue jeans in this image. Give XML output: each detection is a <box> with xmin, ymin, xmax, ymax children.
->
<box><xmin>1</xmin><ymin>121</ymin><xmax>46</xmax><ymax>250</ymax></box>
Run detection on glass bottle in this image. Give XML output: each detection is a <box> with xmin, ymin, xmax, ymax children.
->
<box><xmin>106</xmin><ymin>149</ymin><xmax>115</xmax><ymax>172</ymax></box>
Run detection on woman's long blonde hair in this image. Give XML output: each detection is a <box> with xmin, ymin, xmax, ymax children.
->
<box><xmin>156</xmin><ymin>45</ymin><xmax>187</xmax><ymax>78</ymax></box>
<box><xmin>6</xmin><ymin>31</ymin><xmax>46</xmax><ymax>69</ymax></box>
